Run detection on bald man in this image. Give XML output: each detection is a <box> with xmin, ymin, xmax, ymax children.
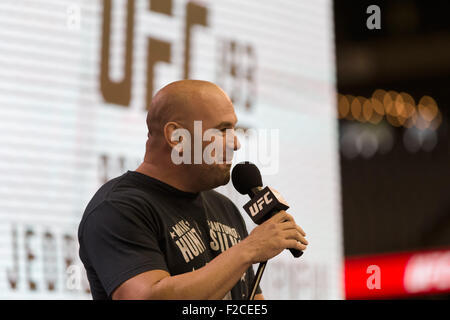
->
<box><xmin>78</xmin><ymin>80</ymin><xmax>308</xmax><ymax>300</ymax></box>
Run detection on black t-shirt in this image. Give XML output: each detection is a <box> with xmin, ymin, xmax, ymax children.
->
<box><xmin>78</xmin><ymin>171</ymin><xmax>261</xmax><ymax>300</ymax></box>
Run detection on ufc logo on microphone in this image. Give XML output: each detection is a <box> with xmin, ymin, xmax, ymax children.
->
<box><xmin>243</xmin><ymin>186</ymin><xmax>289</xmax><ymax>224</ymax></box>
<box><xmin>248</xmin><ymin>192</ymin><xmax>273</xmax><ymax>216</ymax></box>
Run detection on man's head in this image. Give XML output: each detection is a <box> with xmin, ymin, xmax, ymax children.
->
<box><xmin>142</xmin><ymin>80</ymin><xmax>240</xmax><ymax>192</ymax></box>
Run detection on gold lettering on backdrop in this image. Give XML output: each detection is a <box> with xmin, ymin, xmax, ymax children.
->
<box><xmin>100</xmin><ymin>0</ymin><xmax>135</xmax><ymax>106</ymax></box>
<box><xmin>146</xmin><ymin>0</ymin><xmax>172</xmax><ymax>108</ymax></box>
<box><xmin>244</xmin><ymin>45</ymin><xmax>256</xmax><ymax>110</ymax></box>
<box><xmin>216</xmin><ymin>40</ymin><xmax>256</xmax><ymax>110</ymax></box>
<box><xmin>25</xmin><ymin>229</ymin><xmax>37</xmax><ymax>290</ymax></box>
<box><xmin>99</xmin><ymin>1</ymin><xmax>256</xmax><ymax>111</ymax></box>
<box><xmin>150</xmin><ymin>0</ymin><xmax>172</xmax><ymax>15</ymax></box>
<box><xmin>6</xmin><ymin>226</ymin><xmax>91</xmax><ymax>294</ymax></box>
<box><xmin>6</xmin><ymin>225</ymin><xmax>18</xmax><ymax>289</ymax></box>
<box><xmin>146</xmin><ymin>38</ymin><xmax>171</xmax><ymax>110</ymax></box>
<box><xmin>43</xmin><ymin>231</ymin><xmax>57</xmax><ymax>291</ymax></box>
<box><xmin>183</xmin><ymin>2</ymin><xmax>208</xmax><ymax>79</ymax></box>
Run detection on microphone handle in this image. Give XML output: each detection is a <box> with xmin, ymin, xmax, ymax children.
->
<box><xmin>289</xmin><ymin>248</ymin><xmax>303</xmax><ymax>258</ymax></box>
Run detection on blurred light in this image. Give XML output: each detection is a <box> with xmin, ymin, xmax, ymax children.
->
<box><xmin>418</xmin><ymin>96</ymin><xmax>439</xmax><ymax>123</ymax></box>
<box><xmin>345</xmin><ymin>95</ymin><xmax>356</xmax><ymax>120</ymax></box>
<box><xmin>362</xmin><ymin>98</ymin><xmax>373</xmax><ymax>122</ymax></box>
<box><xmin>403</xmin><ymin>127</ymin><xmax>438</xmax><ymax>153</ymax></box>
<box><xmin>371</xmin><ymin>89</ymin><xmax>387</xmax><ymax>116</ymax></box>
<box><xmin>403</xmin><ymin>128</ymin><xmax>421</xmax><ymax>153</ymax></box>
<box><xmin>345</xmin><ymin>248</ymin><xmax>450</xmax><ymax>299</ymax></box>
<box><xmin>358</xmin><ymin>131</ymin><xmax>378</xmax><ymax>158</ymax></box>
<box><xmin>350</xmin><ymin>96</ymin><xmax>363</xmax><ymax>121</ymax></box>
<box><xmin>383</xmin><ymin>90</ymin><xmax>397</xmax><ymax>116</ymax></box>
<box><xmin>394</xmin><ymin>93</ymin><xmax>408</xmax><ymax>125</ymax></box>
<box><xmin>429</xmin><ymin>110</ymin><xmax>442</xmax><ymax>130</ymax></box>
<box><xmin>338</xmin><ymin>89</ymin><xmax>442</xmax><ymax>133</ymax></box>
<box><xmin>340</xmin><ymin>125</ymin><xmax>361</xmax><ymax>159</ymax></box>
<box><xmin>337</xmin><ymin>94</ymin><xmax>350</xmax><ymax>119</ymax></box>
<box><xmin>384</xmin><ymin>91</ymin><xmax>403</xmax><ymax>127</ymax></box>
<box><xmin>400</xmin><ymin>92</ymin><xmax>417</xmax><ymax>128</ymax></box>
<box><xmin>369</xmin><ymin>90</ymin><xmax>385</xmax><ymax>124</ymax></box>
<box><xmin>415</xmin><ymin>115</ymin><xmax>430</xmax><ymax>130</ymax></box>
<box><xmin>338</xmin><ymin>89</ymin><xmax>442</xmax><ymax>157</ymax></box>
<box><xmin>340</xmin><ymin>123</ymin><xmax>394</xmax><ymax>159</ymax></box>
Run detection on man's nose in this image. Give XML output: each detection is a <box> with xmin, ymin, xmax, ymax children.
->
<box><xmin>225</xmin><ymin>131</ymin><xmax>240</xmax><ymax>152</ymax></box>
<box><xmin>234</xmin><ymin>134</ymin><xmax>241</xmax><ymax>151</ymax></box>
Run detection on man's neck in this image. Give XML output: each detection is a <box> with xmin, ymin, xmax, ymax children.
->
<box><xmin>135</xmin><ymin>161</ymin><xmax>197</xmax><ymax>193</ymax></box>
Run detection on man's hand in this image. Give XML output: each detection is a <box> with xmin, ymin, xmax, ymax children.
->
<box><xmin>240</xmin><ymin>210</ymin><xmax>308</xmax><ymax>264</ymax></box>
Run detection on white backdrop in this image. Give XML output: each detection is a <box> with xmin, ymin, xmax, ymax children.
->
<box><xmin>0</xmin><ymin>0</ymin><xmax>343</xmax><ymax>299</ymax></box>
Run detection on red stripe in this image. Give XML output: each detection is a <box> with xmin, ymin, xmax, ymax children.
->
<box><xmin>344</xmin><ymin>247</ymin><xmax>450</xmax><ymax>299</ymax></box>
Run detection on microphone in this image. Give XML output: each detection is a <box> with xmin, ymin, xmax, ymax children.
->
<box><xmin>231</xmin><ymin>161</ymin><xmax>303</xmax><ymax>258</ymax></box>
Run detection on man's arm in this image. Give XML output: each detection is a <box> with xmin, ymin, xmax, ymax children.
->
<box><xmin>112</xmin><ymin>211</ymin><xmax>307</xmax><ymax>300</ymax></box>
<box><xmin>112</xmin><ymin>240</ymin><xmax>251</xmax><ymax>300</ymax></box>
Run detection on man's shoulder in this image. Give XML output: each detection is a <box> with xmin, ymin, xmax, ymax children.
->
<box><xmin>79</xmin><ymin>172</ymin><xmax>158</xmax><ymax>228</ymax></box>
<box><xmin>83</xmin><ymin>173</ymin><xmax>145</xmax><ymax>212</ymax></box>
<box><xmin>81</xmin><ymin>175</ymin><xmax>123</xmax><ymax>217</ymax></box>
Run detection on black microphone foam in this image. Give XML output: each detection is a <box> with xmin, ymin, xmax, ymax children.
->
<box><xmin>231</xmin><ymin>161</ymin><xmax>263</xmax><ymax>196</ymax></box>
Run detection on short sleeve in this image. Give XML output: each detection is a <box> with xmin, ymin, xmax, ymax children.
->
<box><xmin>79</xmin><ymin>201</ymin><xmax>168</xmax><ymax>297</ymax></box>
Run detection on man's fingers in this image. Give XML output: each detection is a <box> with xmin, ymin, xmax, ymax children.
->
<box><xmin>272</xmin><ymin>210</ymin><xmax>294</xmax><ymax>223</ymax></box>
<box><xmin>283</xmin><ymin>230</ymin><xmax>308</xmax><ymax>245</ymax></box>
<box><xmin>285</xmin><ymin>239</ymin><xmax>307</xmax><ymax>251</ymax></box>
<box><xmin>296</xmin><ymin>225</ymin><xmax>306</xmax><ymax>237</ymax></box>
<box><xmin>272</xmin><ymin>212</ymin><xmax>306</xmax><ymax>235</ymax></box>
<box><xmin>279</xmin><ymin>221</ymin><xmax>306</xmax><ymax>238</ymax></box>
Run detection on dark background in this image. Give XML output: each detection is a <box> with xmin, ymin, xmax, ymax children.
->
<box><xmin>333</xmin><ymin>0</ymin><xmax>450</xmax><ymax>257</ymax></box>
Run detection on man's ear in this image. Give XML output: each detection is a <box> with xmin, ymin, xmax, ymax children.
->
<box><xmin>164</xmin><ymin>121</ymin><xmax>187</xmax><ymax>150</ymax></box>
<box><xmin>165</xmin><ymin>122</ymin><xmax>192</xmax><ymax>165</ymax></box>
